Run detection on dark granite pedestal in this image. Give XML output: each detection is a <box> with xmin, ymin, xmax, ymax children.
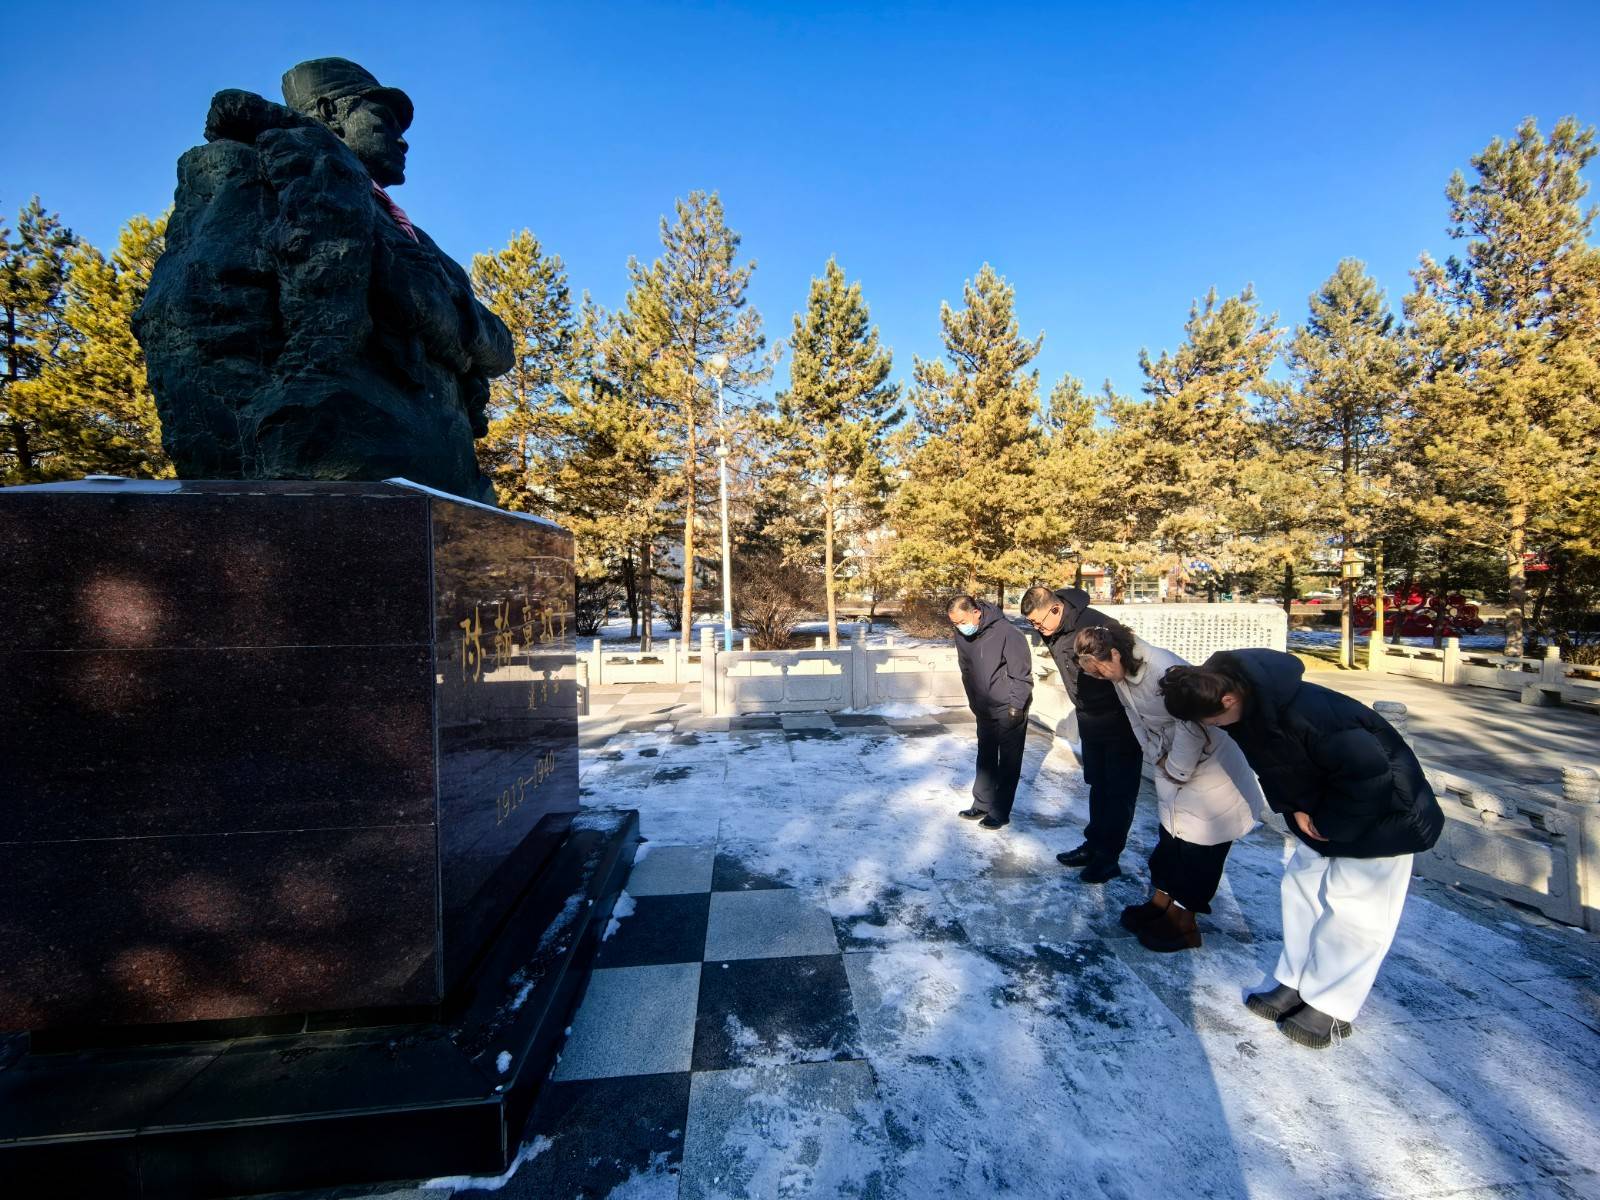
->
<box><xmin>0</xmin><ymin>809</ymin><xmax>639</xmax><ymax>1199</ymax></box>
<box><xmin>0</xmin><ymin>478</ymin><xmax>636</xmax><ymax>1197</ymax></box>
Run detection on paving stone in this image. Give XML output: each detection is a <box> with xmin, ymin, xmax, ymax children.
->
<box><xmin>692</xmin><ymin>954</ymin><xmax>862</xmax><ymax>1071</ymax></box>
<box><xmin>676</xmin><ymin>716</ymin><xmax>730</xmax><ymax>733</ymax></box>
<box><xmin>728</xmin><ymin>715</ymin><xmax>782</xmax><ymax>731</ymax></box>
<box><xmin>505</xmin><ymin>1071</ymin><xmax>690</xmax><ymax>1199</ymax></box>
<box><xmin>778</xmin><ymin>713</ymin><xmax>835</xmax><ymax>730</ymax></box>
<box><xmin>830</xmin><ymin>713</ymin><xmax>888</xmax><ymax>728</ymax></box>
<box><xmin>552</xmin><ymin>963</ymin><xmax>700</xmax><ymax>1081</ymax></box>
<box><xmin>704</xmin><ymin>890</ymin><xmax>839</xmax><ymax>960</ymax></box>
<box><xmin>595</xmin><ymin>893</ymin><xmax>711</xmax><ymax>969</ymax></box>
<box><xmin>626</xmin><ymin>844</ymin><xmax>716</xmax><ymax>896</ymax></box>
<box><xmin>825</xmin><ymin>880</ymin><xmax>969</xmax><ymax>950</ymax></box>
<box><xmin>679</xmin><ymin>1060</ymin><xmax>890</xmax><ymax>1200</ymax></box>
<box><xmin>710</xmin><ymin>850</ymin><xmax>793</xmax><ymax>893</ymax></box>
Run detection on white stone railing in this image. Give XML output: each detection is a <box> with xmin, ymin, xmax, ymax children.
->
<box><xmin>1369</xmin><ymin>634</ymin><xmax>1600</xmax><ymax>709</ymax></box>
<box><xmin>692</xmin><ymin>603</ymin><xmax>1286</xmax><ymax>718</ymax></box>
<box><xmin>1377</xmin><ymin>701</ymin><xmax>1600</xmax><ymax>933</ymax></box>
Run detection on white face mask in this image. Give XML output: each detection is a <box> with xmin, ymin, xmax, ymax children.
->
<box><xmin>955</xmin><ymin>621</ymin><xmax>980</xmax><ymax>637</ymax></box>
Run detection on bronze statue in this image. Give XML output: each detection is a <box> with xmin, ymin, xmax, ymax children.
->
<box><xmin>134</xmin><ymin>58</ymin><xmax>512</xmax><ymax>502</ymax></box>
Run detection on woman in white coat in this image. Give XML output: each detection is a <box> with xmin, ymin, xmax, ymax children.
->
<box><xmin>1073</xmin><ymin>622</ymin><xmax>1266</xmax><ymax>952</ymax></box>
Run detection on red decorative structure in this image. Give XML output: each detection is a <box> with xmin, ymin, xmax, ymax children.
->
<box><xmin>1353</xmin><ymin>592</ymin><xmax>1484</xmax><ymax>638</ymax></box>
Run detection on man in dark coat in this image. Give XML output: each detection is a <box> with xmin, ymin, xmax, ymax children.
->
<box><xmin>1019</xmin><ymin>585</ymin><xmax>1143</xmax><ymax>882</ymax></box>
<box><xmin>948</xmin><ymin>595</ymin><xmax>1034</xmax><ymax>831</ymax></box>
<box><xmin>1160</xmin><ymin>648</ymin><xmax>1445</xmax><ymax>1049</ymax></box>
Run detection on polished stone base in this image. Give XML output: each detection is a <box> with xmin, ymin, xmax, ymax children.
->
<box><xmin>0</xmin><ymin>478</ymin><xmax>579</xmax><ymax>1033</ymax></box>
<box><xmin>0</xmin><ymin>810</ymin><xmax>638</xmax><ymax>1200</ymax></box>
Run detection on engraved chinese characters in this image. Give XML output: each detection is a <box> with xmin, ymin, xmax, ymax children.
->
<box><xmin>430</xmin><ymin>504</ymin><xmax>578</xmax><ymax>986</ymax></box>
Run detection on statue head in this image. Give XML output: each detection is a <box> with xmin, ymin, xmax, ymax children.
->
<box><xmin>282</xmin><ymin>57</ymin><xmax>414</xmax><ymax>185</ymax></box>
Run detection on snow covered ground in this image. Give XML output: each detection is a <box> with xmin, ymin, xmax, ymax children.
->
<box><xmin>1289</xmin><ymin>627</ymin><xmax>1509</xmax><ymax>652</ymax></box>
<box><xmin>389</xmin><ymin>706</ymin><xmax>1600</xmax><ymax>1200</ymax></box>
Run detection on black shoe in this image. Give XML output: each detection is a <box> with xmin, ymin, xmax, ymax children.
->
<box><xmin>1278</xmin><ymin>1004</ymin><xmax>1353</xmax><ymax>1049</ymax></box>
<box><xmin>958</xmin><ymin>807</ymin><xmax>985</xmax><ymax>820</ymax></box>
<box><xmin>1079</xmin><ymin>859</ymin><xmax>1122</xmax><ymax>884</ymax></box>
<box><xmin>1244</xmin><ymin>983</ymin><xmax>1303</xmax><ymax>1023</ymax></box>
<box><xmin>1056</xmin><ymin>843</ymin><xmax>1094</xmax><ymax>868</ymax></box>
<box><xmin>978</xmin><ymin>815</ymin><xmax>1008</xmax><ymax>830</ymax></box>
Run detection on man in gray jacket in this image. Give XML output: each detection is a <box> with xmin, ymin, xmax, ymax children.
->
<box><xmin>948</xmin><ymin>595</ymin><xmax>1033</xmax><ymax>830</ymax></box>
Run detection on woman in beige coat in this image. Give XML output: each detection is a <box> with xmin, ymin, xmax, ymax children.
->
<box><xmin>1073</xmin><ymin>622</ymin><xmax>1266</xmax><ymax>952</ymax></box>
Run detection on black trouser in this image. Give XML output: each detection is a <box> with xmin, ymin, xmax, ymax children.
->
<box><xmin>972</xmin><ymin>711</ymin><xmax>1029</xmax><ymax>824</ymax></box>
<box><xmin>1079</xmin><ymin>733</ymin><xmax>1143</xmax><ymax>863</ymax></box>
<box><xmin>1148</xmin><ymin>826</ymin><xmax>1233</xmax><ymax>913</ymax></box>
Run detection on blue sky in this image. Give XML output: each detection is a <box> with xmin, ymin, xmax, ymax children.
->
<box><xmin>6</xmin><ymin>1</ymin><xmax>1600</xmax><ymax>400</ymax></box>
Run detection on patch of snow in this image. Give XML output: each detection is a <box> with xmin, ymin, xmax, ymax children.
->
<box><xmin>601</xmin><ymin>1150</ymin><xmax>681</xmax><ymax>1198</ymax></box>
<box><xmin>495</xmin><ymin>1050</ymin><xmax>512</xmax><ymax>1075</ymax></box>
<box><xmin>603</xmin><ymin>890</ymin><xmax>637</xmax><ymax>941</ymax></box>
<box><xmin>421</xmin><ymin>1136</ymin><xmax>553</xmax><ymax>1192</ymax></box>
<box><xmin>1289</xmin><ymin>627</ymin><xmax>1506</xmax><ymax>651</ymax></box>
<box><xmin>845</xmin><ymin>700</ymin><xmax>948</xmax><ymax>719</ymax></box>
<box><xmin>535</xmin><ymin>893</ymin><xmax>584</xmax><ymax>955</ymax></box>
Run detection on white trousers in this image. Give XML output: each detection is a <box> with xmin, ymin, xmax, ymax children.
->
<box><xmin>1273</xmin><ymin>839</ymin><xmax>1413</xmax><ymax>1023</ymax></box>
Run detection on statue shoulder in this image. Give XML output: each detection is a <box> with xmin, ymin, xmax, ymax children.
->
<box><xmin>204</xmin><ymin>89</ymin><xmax>316</xmax><ymax>145</ymax></box>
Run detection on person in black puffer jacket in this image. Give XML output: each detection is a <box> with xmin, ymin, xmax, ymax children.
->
<box><xmin>1019</xmin><ymin>585</ymin><xmax>1143</xmax><ymax>883</ymax></box>
<box><xmin>1161</xmin><ymin>648</ymin><xmax>1444</xmax><ymax>1049</ymax></box>
<box><xmin>949</xmin><ymin>595</ymin><xmax>1034</xmax><ymax>830</ymax></box>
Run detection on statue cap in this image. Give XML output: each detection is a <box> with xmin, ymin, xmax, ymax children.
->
<box><xmin>281</xmin><ymin>57</ymin><xmax>414</xmax><ymax>131</ymax></box>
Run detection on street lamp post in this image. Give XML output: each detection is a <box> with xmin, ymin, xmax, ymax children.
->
<box><xmin>708</xmin><ymin>353</ymin><xmax>733</xmax><ymax>652</ymax></box>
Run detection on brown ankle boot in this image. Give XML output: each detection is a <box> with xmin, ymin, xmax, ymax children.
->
<box><xmin>1137</xmin><ymin>903</ymin><xmax>1201</xmax><ymax>953</ymax></box>
<box><xmin>1119</xmin><ymin>892</ymin><xmax>1170</xmax><ymax>933</ymax></box>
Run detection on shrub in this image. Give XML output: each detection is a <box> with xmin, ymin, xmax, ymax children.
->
<box><xmin>733</xmin><ymin>550</ymin><xmax>822</xmax><ymax>650</ymax></box>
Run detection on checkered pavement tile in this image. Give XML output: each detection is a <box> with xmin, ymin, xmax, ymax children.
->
<box><xmin>528</xmin><ymin>835</ymin><xmax>875</xmax><ymax>1197</ymax></box>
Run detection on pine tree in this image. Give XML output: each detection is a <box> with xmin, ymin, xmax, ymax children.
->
<box><xmin>470</xmin><ymin>230</ymin><xmax>578</xmax><ymax>510</ymax></box>
<box><xmin>619</xmin><ymin>192</ymin><xmax>773</xmax><ymax>643</ymax></box>
<box><xmin>11</xmin><ymin>213</ymin><xmax>171</xmax><ymax>480</ymax></box>
<box><xmin>553</xmin><ymin>307</ymin><xmax>672</xmax><ymax>649</ymax></box>
<box><xmin>1278</xmin><ymin>258</ymin><xmax>1407</xmax><ymax>661</ymax></box>
<box><xmin>1029</xmin><ymin>373</ymin><xmax>1107</xmax><ymax>585</ymax></box>
<box><xmin>775</xmin><ymin>258</ymin><xmax>900</xmax><ymax>646</ymax></box>
<box><xmin>1113</xmin><ymin>286</ymin><xmax>1281</xmax><ymax>599</ymax></box>
<box><xmin>889</xmin><ymin>264</ymin><xmax>1045</xmax><ymax>600</ymax></box>
<box><xmin>1405</xmin><ymin>117</ymin><xmax>1600</xmax><ymax>654</ymax></box>
<box><xmin>0</xmin><ymin>197</ymin><xmax>77</xmax><ymax>483</ymax></box>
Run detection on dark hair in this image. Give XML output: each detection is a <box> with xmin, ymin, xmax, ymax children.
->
<box><xmin>1073</xmin><ymin>622</ymin><xmax>1143</xmax><ymax>675</ymax></box>
<box><xmin>1158</xmin><ymin>665</ymin><xmax>1246</xmax><ymax>721</ymax></box>
<box><xmin>1020</xmin><ymin>585</ymin><xmax>1057</xmax><ymax>617</ymax></box>
<box><xmin>947</xmin><ymin>594</ymin><xmax>981</xmax><ymax>617</ymax></box>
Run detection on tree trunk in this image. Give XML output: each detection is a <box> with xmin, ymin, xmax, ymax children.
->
<box><xmin>640</xmin><ymin>537</ymin><xmax>654</xmax><ymax>654</ymax></box>
<box><xmin>1505</xmin><ymin>503</ymin><xmax>1528</xmax><ymax>656</ymax></box>
<box><xmin>1431</xmin><ymin>558</ymin><xmax>1450</xmax><ymax>649</ymax></box>
<box><xmin>1530</xmin><ymin>553</ymin><xmax>1557</xmax><ymax>634</ymax></box>
<box><xmin>681</xmin><ymin>400</ymin><xmax>698</xmax><ymax>646</ymax></box>
<box><xmin>622</xmin><ymin>549</ymin><xmax>638</xmax><ymax>639</ymax></box>
<box><xmin>1280</xmin><ymin>561</ymin><xmax>1294</xmax><ymax>617</ymax></box>
<box><xmin>824</xmin><ymin>486</ymin><xmax>838</xmax><ymax>649</ymax></box>
<box><xmin>1373</xmin><ymin>541</ymin><xmax>1385</xmax><ymax>650</ymax></box>
<box><xmin>1392</xmin><ymin>553</ymin><xmax>1416</xmax><ymax>646</ymax></box>
<box><xmin>1339</xmin><ymin>528</ymin><xmax>1354</xmax><ymax>670</ymax></box>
